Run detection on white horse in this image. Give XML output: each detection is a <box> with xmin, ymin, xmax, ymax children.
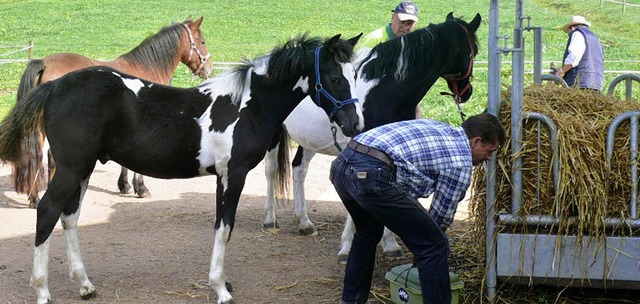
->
<box><xmin>264</xmin><ymin>12</ymin><xmax>481</xmax><ymax>263</ymax></box>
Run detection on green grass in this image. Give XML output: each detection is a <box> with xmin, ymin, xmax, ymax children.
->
<box><xmin>1</xmin><ymin>0</ymin><xmax>638</xmax><ymax>123</ymax></box>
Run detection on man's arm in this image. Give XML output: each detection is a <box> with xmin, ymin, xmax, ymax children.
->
<box><xmin>556</xmin><ymin>31</ymin><xmax>586</xmax><ymax>78</ymax></box>
<box><xmin>428</xmin><ymin>167</ymin><xmax>473</xmax><ymax>230</ymax></box>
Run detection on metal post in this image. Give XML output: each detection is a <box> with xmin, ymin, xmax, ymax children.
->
<box><xmin>626</xmin><ymin>78</ymin><xmax>634</xmax><ymax>101</ymax></box>
<box><xmin>28</xmin><ymin>39</ymin><xmax>33</xmax><ymax>60</ymax></box>
<box><xmin>511</xmin><ymin>0</ymin><xmax>525</xmax><ymax>215</ymax></box>
<box><xmin>486</xmin><ymin>0</ymin><xmax>501</xmax><ymax>302</ymax></box>
<box><xmin>531</xmin><ymin>27</ymin><xmax>543</xmax><ymax>85</ymax></box>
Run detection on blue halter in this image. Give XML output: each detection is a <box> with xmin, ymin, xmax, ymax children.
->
<box><xmin>314</xmin><ymin>46</ymin><xmax>358</xmax><ymax>120</ymax></box>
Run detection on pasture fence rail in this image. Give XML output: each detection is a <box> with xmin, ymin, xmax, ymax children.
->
<box><xmin>0</xmin><ymin>40</ymin><xmax>34</xmax><ymax>64</ymax></box>
<box><xmin>600</xmin><ymin>0</ymin><xmax>640</xmax><ymax>13</ymax></box>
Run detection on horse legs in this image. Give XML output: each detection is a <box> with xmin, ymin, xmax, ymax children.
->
<box><xmin>291</xmin><ymin>147</ymin><xmax>317</xmax><ymax>236</ymax></box>
<box><xmin>117</xmin><ymin>167</ymin><xmax>132</xmax><ymax>194</ymax></box>
<box><xmin>263</xmin><ymin>146</ymin><xmax>279</xmax><ymax>230</ymax></box>
<box><xmin>61</xmin><ymin>176</ymin><xmax>96</xmax><ymax>299</ymax></box>
<box><xmin>28</xmin><ymin>192</ymin><xmax>40</xmax><ymax>209</ymax></box>
<box><xmin>118</xmin><ymin>168</ymin><xmax>151</xmax><ymax>197</ymax></box>
<box><xmin>337</xmin><ymin>214</ymin><xmax>403</xmax><ymax>264</ymax></box>
<box><xmin>31</xmin><ymin>169</ymin><xmax>95</xmax><ymax>303</ymax></box>
<box><xmin>209</xmin><ymin>174</ymin><xmax>245</xmax><ymax>304</ymax></box>
<box><xmin>132</xmin><ymin>172</ymin><xmax>150</xmax><ymax>198</ymax></box>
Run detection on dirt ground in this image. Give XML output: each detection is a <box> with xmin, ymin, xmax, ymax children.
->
<box><xmin>0</xmin><ymin>154</ymin><xmax>472</xmax><ymax>304</ymax></box>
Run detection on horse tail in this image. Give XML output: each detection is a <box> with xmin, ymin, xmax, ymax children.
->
<box><xmin>17</xmin><ymin>59</ymin><xmax>45</xmax><ymax>103</ymax></box>
<box><xmin>0</xmin><ymin>82</ymin><xmax>51</xmax><ymax>195</ymax></box>
<box><xmin>273</xmin><ymin>125</ymin><xmax>291</xmax><ymax>201</ymax></box>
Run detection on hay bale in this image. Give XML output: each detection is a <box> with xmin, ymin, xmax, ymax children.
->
<box><xmin>453</xmin><ymin>86</ymin><xmax>640</xmax><ymax>303</ymax></box>
<box><xmin>472</xmin><ymin>85</ymin><xmax>640</xmax><ymax>238</ymax></box>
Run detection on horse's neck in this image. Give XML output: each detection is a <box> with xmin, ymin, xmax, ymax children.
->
<box><xmin>359</xmin><ymin>66</ymin><xmax>440</xmax><ymax>127</ymax></box>
<box><xmin>101</xmin><ymin>57</ymin><xmax>176</xmax><ymax>85</ymax></box>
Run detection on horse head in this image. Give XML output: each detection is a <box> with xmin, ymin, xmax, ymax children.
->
<box><xmin>441</xmin><ymin>12</ymin><xmax>481</xmax><ymax>103</ymax></box>
<box><xmin>309</xmin><ymin>33</ymin><xmax>364</xmax><ymax>137</ymax></box>
<box><xmin>181</xmin><ymin>16</ymin><xmax>213</xmax><ymax>79</ymax></box>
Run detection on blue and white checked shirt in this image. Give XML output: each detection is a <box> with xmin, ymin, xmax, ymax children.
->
<box><xmin>353</xmin><ymin>119</ymin><xmax>473</xmax><ymax>230</ymax></box>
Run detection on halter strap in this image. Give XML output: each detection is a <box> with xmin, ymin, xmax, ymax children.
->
<box><xmin>441</xmin><ymin>22</ymin><xmax>475</xmax><ymax>121</ymax></box>
<box><xmin>314</xmin><ymin>46</ymin><xmax>358</xmax><ymax>120</ymax></box>
<box><xmin>442</xmin><ymin>23</ymin><xmax>475</xmax><ymax>98</ymax></box>
<box><xmin>183</xmin><ymin>23</ymin><xmax>211</xmax><ymax>76</ymax></box>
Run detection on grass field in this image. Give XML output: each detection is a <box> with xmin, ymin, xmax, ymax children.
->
<box><xmin>1</xmin><ymin>0</ymin><xmax>638</xmax><ymax>123</ymax></box>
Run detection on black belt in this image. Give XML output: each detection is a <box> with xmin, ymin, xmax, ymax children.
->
<box><xmin>347</xmin><ymin>140</ymin><xmax>394</xmax><ymax>168</ymax></box>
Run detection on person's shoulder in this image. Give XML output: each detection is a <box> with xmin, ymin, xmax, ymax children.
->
<box><xmin>357</xmin><ymin>26</ymin><xmax>387</xmax><ymax>49</ymax></box>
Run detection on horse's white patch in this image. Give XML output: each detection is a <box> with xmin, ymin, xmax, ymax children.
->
<box><xmin>121</xmin><ymin>78</ymin><xmax>145</xmax><ymax>96</ymax></box>
<box><xmin>195</xmin><ymin>107</ymin><xmax>236</xmax><ymax>180</ymax></box>
<box><xmin>31</xmin><ymin>239</ymin><xmax>51</xmax><ymax>304</ymax></box>
<box><xmin>356</xmin><ymin>77</ymin><xmax>381</xmax><ymax>107</ymax></box>
<box><xmin>193</xmin><ymin>63</ymin><xmax>259</xmax><ymax>189</ymax></box>
<box><xmin>252</xmin><ymin>56</ymin><xmax>269</xmax><ymax>75</ymax></box>
<box><xmin>111</xmin><ymin>71</ymin><xmax>146</xmax><ymax>96</ymax></box>
<box><xmin>293</xmin><ymin>76</ymin><xmax>309</xmax><ymax>93</ymax></box>
<box><xmin>341</xmin><ymin>62</ymin><xmax>364</xmax><ymax>129</ymax></box>
<box><xmin>395</xmin><ymin>37</ymin><xmax>407</xmax><ymax>82</ymax></box>
<box><xmin>209</xmin><ymin>219</ymin><xmax>233</xmax><ymax>303</ymax></box>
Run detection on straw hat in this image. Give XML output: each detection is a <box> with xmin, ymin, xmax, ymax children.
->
<box><xmin>562</xmin><ymin>15</ymin><xmax>591</xmax><ymax>33</ymax></box>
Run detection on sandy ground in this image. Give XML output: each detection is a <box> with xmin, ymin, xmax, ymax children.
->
<box><xmin>0</xmin><ymin>153</ymin><xmax>471</xmax><ymax>303</ymax></box>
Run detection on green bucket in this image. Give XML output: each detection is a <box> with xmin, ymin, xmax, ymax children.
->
<box><xmin>385</xmin><ymin>263</ymin><xmax>464</xmax><ymax>304</ymax></box>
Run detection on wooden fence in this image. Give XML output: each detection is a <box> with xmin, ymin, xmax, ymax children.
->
<box><xmin>0</xmin><ymin>40</ymin><xmax>34</xmax><ymax>64</ymax></box>
<box><xmin>600</xmin><ymin>0</ymin><xmax>640</xmax><ymax>13</ymax></box>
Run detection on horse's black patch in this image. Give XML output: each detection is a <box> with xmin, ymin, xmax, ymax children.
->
<box><xmin>209</xmin><ymin>95</ymin><xmax>240</xmax><ymax>132</ymax></box>
<box><xmin>206</xmin><ymin>165</ymin><xmax>217</xmax><ymax>175</ymax></box>
<box><xmin>292</xmin><ymin>146</ymin><xmax>304</xmax><ymax>167</ymax></box>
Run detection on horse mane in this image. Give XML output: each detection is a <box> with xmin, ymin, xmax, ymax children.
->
<box><xmin>205</xmin><ymin>34</ymin><xmax>356</xmax><ymax>106</ymax></box>
<box><xmin>120</xmin><ymin>20</ymin><xmax>186</xmax><ymax>80</ymax></box>
<box><xmin>263</xmin><ymin>34</ymin><xmax>355</xmax><ymax>85</ymax></box>
<box><xmin>359</xmin><ymin>16</ymin><xmax>478</xmax><ymax>82</ymax></box>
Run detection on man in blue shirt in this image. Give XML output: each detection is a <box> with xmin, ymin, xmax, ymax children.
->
<box><xmin>330</xmin><ymin>113</ymin><xmax>505</xmax><ymax>304</ymax></box>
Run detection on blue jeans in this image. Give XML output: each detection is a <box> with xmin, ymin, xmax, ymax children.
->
<box><xmin>330</xmin><ymin>147</ymin><xmax>451</xmax><ymax>304</ymax></box>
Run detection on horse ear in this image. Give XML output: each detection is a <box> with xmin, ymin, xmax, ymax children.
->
<box><xmin>346</xmin><ymin>33</ymin><xmax>363</xmax><ymax>47</ymax></box>
<box><xmin>184</xmin><ymin>15</ymin><xmax>193</xmax><ymax>22</ymax></box>
<box><xmin>326</xmin><ymin>34</ymin><xmax>342</xmax><ymax>52</ymax></box>
<box><xmin>193</xmin><ymin>16</ymin><xmax>204</xmax><ymax>28</ymax></box>
<box><xmin>446</xmin><ymin>12</ymin><xmax>454</xmax><ymax>22</ymax></box>
<box><xmin>469</xmin><ymin>13</ymin><xmax>482</xmax><ymax>33</ymax></box>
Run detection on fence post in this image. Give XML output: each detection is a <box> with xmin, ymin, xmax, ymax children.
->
<box><xmin>28</xmin><ymin>39</ymin><xmax>34</xmax><ymax>60</ymax></box>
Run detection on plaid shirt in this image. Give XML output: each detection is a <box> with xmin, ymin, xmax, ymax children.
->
<box><xmin>353</xmin><ymin>119</ymin><xmax>473</xmax><ymax>229</ymax></box>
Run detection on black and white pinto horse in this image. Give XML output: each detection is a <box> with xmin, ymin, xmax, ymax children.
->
<box><xmin>263</xmin><ymin>13</ymin><xmax>481</xmax><ymax>263</ymax></box>
<box><xmin>0</xmin><ymin>34</ymin><xmax>363</xmax><ymax>304</ymax></box>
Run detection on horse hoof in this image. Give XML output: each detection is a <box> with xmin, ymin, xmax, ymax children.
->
<box><xmin>119</xmin><ymin>184</ymin><xmax>132</xmax><ymax>195</ymax></box>
<box><xmin>225</xmin><ymin>281</ymin><xmax>234</xmax><ymax>292</ymax></box>
<box><xmin>263</xmin><ymin>222</ymin><xmax>279</xmax><ymax>230</ymax></box>
<box><xmin>298</xmin><ymin>226</ymin><xmax>317</xmax><ymax>236</ymax></box>
<box><xmin>220</xmin><ymin>299</ymin><xmax>235</xmax><ymax>304</ymax></box>
<box><xmin>337</xmin><ymin>254</ymin><xmax>348</xmax><ymax>265</ymax></box>
<box><xmin>80</xmin><ymin>289</ymin><xmax>97</xmax><ymax>300</ymax></box>
<box><xmin>384</xmin><ymin>249</ymin><xmax>404</xmax><ymax>259</ymax></box>
<box><xmin>136</xmin><ymin>188</ymin><xmax>151</xmax><ymax>198</ymax></box>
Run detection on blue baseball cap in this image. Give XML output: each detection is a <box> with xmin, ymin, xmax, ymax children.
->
<box><xmin>393</xmin><ymin>1</ymin><xmax>419</xmax><ymax>22</ymax></box>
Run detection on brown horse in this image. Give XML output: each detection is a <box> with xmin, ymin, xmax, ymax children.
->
<box><xmin>14</xmin><ymin>16</ymin><xmax>213</xmax><ymax>208</ymax></box>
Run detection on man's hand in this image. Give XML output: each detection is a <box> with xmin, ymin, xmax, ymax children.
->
<box><xmin>549</xmin><ymin>62</ymin><xmax>559</xmax><ymax>74</ymax></box>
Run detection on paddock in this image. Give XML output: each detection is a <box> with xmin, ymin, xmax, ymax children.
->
<box><xmin>0</xmin><ymin>155</ymin><xmax>473</xmax><ymax>303</ymax></box>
